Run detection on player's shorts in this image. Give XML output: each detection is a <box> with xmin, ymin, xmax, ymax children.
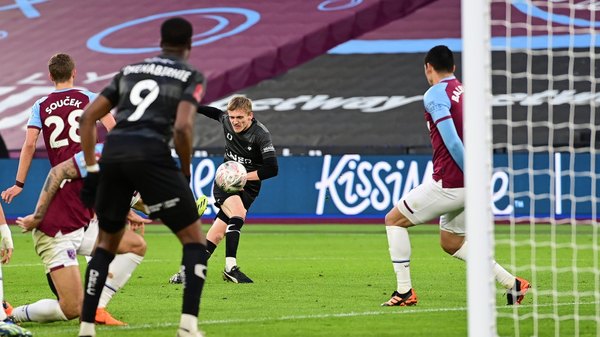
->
<box><xmin>95</xmin><ymin>159</ymin><xmax>198</xmax><ymax>234</ymax></box>
<box><xmin>32</xmin><ymin>227</ymin><xmax>85</xmax><ymax>274</ymax></box>
<box><xmin>77</xmin><ymin>218</ymin><xmax>99</xmax><ymax>256</ymax></box>
<box><xmin>396</xmin><ymin>179</ymin><xmax>466</xmax><ymax>235</ymax></box>
<box><xmin>213</xmin><ymin>180</ymin><xmax>261</xmax><ymax>210</ymax></box>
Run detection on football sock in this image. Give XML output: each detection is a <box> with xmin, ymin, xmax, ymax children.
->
<box><xmin>12</xmin><ymin>299</ymin><xmax>68</xmax><ymax>322</ymax></box>
<box><xmin>452</xmin><ymin>241</ymin><xmax>516</xmax><ymax>289</ymax></box>
<box><xmin>225</xmin><ymin>216</ymin><xmax>244</xmax><ymax>259</ymax></box>
<box><xmin>225</xmin><ymin>257</ymin><xmax>237</xmax><ymax>272</ymax></box>
<box><xmin>493</xmin><ymin>261</ymin><xmax>516</xmax><ymax>289</ymax></box>
<box><xmin>451</xmin><ymin>241</ymin><xmax>468</xmax><ymax>261</ymax></box>
<box><xmin>98</xmin><ymin>252</ymin><xmax>143</xmax><ymax>308</ymax></box>
<box><xmin>206</xmin><ymin>240</ymin><xmax>217</xmax><ymax>256</ymax></box>
<box><xmin>386</xmin><ymin>226</ymin><xmax>412</xmax><ymax>294</ymax></box>
<box><xmin>179</xmin><ymin>313</ymin><xmax>199</xmax><ymax>335</ymax></box>
<box><xmin>181</xmin><ymin>243</ymin><xmax>208</xmax><ymax>317</ymax></box>
<box><xmin>79</xmin><ymin>321</ymin><xmax>95</xmax><ymax>337</ymax></box>
<box><xmin>81</xmin><ymin>247</ymin><xmax>115</xmax><ymax>324</ymax></box>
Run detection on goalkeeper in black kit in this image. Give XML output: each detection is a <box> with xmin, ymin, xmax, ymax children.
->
<box><xmin>172</xmin><ymin>95</ymin><xmax>278</xmax><ymax>284</ymax></box>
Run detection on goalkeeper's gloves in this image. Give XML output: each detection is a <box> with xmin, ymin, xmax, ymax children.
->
<box><xmin>196</xmin><ymin>195</ymin><xmax>208</xmax><ymax>217</ymax></box>
<box><xmin>80</xmin><ymin>171</ymin><xmax>100</xmax><ymax>208</ymax></box>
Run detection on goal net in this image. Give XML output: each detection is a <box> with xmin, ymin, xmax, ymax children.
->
<box><xmin>464</xmin><ymin>1</ymin><xmax>599</xmax><ymax>336</ymax></box>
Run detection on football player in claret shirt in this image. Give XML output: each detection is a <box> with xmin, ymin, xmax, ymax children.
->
<box><xmin>1</xmin><ymin>53</ymin><xmax>134</xmax><ymax>325</ymax></box>
<box><xmin>381</xmin><ymin>45</ymin><xmax>530</xmax><ymax>307</ymax></box>
<box><xmin>1</xmin><ymin>53</ymin><xmax>114</xmax><ymax>204</ymax></box>
<box><xmin>78</xmin><ymin>17</ymin><xmax>207</xmax><ymax>337</ymax></box>
<box><xmin>171</xmin><ymin>95</ymin><xmax>278</xmax><ymax>285</ymax></box>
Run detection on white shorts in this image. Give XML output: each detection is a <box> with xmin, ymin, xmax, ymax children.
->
<box><xmin>78</xmin><ymin>218</ymin><xmax>99</xmax><ymax>257</ymax></box>
<box><xmin>396</xmin><ymin>179</ymin><xmax>466</xmax><ymax>235</ymax></box>
<box><xmin>33</xmin><ymin>227</ymin><xmax>85</xmax><ymax>274</ymax></box>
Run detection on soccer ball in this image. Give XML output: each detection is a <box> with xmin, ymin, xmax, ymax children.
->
<box><xmin>215</xmin><ymin>161</ymin><xmax>247</xmax><ymax>193</ymax></box>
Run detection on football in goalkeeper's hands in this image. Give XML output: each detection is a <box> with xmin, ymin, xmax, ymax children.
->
<box><xmin>215</xmin><ymin>161</ymin><xmax>247</xmax><ymax>193</ymax></box>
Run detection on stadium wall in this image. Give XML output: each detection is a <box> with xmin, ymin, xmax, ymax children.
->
<box><xmin>1</xmin><ymin>153</ymin><xmax>596</xmax><ymax>223</ymax></box>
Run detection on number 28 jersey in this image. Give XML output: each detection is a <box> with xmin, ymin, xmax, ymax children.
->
<box><xmin>27</xmin><ymin>88</ymin><xmax>97</xmax><ymax>167</ymax></box>
<box><xmin>100</xmin><ymin>54</ymin><xmax>204</xmax><ymax>162</ymax></box>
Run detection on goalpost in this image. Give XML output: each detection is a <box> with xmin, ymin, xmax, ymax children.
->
<box><xmin>463</xmin><ymin>1</ymin><xmax>599</xmax><ymax>336</ymax></box>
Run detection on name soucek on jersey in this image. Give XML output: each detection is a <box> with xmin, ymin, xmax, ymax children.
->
<box><xmin>100</xmin><ymin>55</ymin><xmax>204</xmax><ymax>161</ymax></box>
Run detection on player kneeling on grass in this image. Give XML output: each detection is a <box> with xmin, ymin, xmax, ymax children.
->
<box><xmin>382</xmin><ymin>45</ymin><xmax>530</xmax><ymax>307</ymax></box>
<box><xmin>12</xmin><ymin>144</ymin><xmax>149</xmax><ymax>326</ymax></box>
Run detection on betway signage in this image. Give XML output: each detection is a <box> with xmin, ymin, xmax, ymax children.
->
<box><xmin>211</xmin><ymin>89</ymin><xmax>600</xmax><ymax>113</ymax></box>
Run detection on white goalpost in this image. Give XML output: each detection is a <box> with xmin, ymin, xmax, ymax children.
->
<box><xmin>464</xmin><ymin>0</ymin><xmax>600</xmax><ymax>336</ymax></box>
<box><xmin>462</xmin><ymin>0</ymin><xmax>496</xmax><ymax>336</ymax></box>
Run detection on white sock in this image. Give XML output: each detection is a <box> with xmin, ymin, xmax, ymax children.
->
<box><xmin>179</xmin><ymin>313</ymin><xmax>198</xmax><ymax>333</ymax></box>
<box><xmin>452</xmin><ymin>241</ymin><xmax>516</xmax><ymax>289</ymax></box>
<box><xmin>386</xmin><ymin>226</ymin><xmax>412</xmax><ymax>294</ymax></box>
<box><xmin>79</xmin><ymin>321</ymin><xmax>96</xmax><ymax>336</ymax></box>
<box><xmin>12</xmin><ymin>299</ymin><xmax>68</xmax><ymax>323</ymax></box>
<box><xmin>493</xmin><ymin>261</ymin><xmax>516</xmax><ymax>289</ymax></box>
<box><xmin>452</xmin><ymin>242</ymin><xmax>468</xmax><ymax>261</ymax></box>
<box><xmin>98</xmin><ymin>253</ymin><xmax>144</xmax><ymax>308</ymax></box>
<box><xmin>225</xmin><ymin>257</ymin><xmax>237</xmax><ymax>272</ymax></box>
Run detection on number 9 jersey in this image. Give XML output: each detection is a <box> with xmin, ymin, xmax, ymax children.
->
<box><xmin>27</xmin><ymin>88</ymin><xmax>97</xmax><ymax>167</ymax></box>
<box><xmin>100</xmin><ymin>55</ymin><xmax>204</xmax><ymax>162</ymax></box>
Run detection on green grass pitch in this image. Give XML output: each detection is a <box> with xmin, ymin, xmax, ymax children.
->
<box><xmin>2</xmin><ymin>224</ymin><xmax>597</xmax><ymax>336</ymax></box>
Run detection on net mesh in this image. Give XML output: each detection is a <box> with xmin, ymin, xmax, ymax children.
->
<box><xmin>490</xmin><ymin>1</ymin><xmax>599</xmax><ymax>336</ymax></box>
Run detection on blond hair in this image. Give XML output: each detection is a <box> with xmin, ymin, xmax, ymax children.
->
<box><xmin>227</xmin><ymin>95</ymin><xmax>252</xmax><ymax>114</ymax></box>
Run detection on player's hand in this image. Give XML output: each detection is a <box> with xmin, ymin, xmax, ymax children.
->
<box><xmin>16</xmin><ymin>214</ymin><xmax>40</xmax><ymax>233</ymax></box>
<box><xmin>80</xmin><ymin>171</ymin><xmax>100</xmax><ymax>208</ymax></box>
<box><xmin>1</xmin><ymin>185</ymin><xmax>23</xmax><ymax>204</ymax></box>
<box><xmin>127</xmin><ymin>210</ymin><xmax>150</xmax><ymax>236</ymax></box>
<box><xmin>0</xmin><ymin>224</ymin><xmax>14</xmax><ymax>264</ymax></box>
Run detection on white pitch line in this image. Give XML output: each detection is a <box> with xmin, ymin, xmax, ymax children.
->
<box><xmin>38</xmin><ymin>301</ymin><xmax>600</xmax><ymax>335</ymax></box>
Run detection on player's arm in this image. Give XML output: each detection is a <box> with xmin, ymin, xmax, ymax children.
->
<box><xmin>80</xmin><ymin>95</ymin><xmax>112</xmax><ymax>168</ymax></box>
<box><xmin>247</xmin><ymin>134</ymin><xmax>278</xmax><ymax>181</ymax></box>
<box><xmin>0</xmin><ymin>204</ymin><xmax>14</xmax><ymax>264</ymax></box>
<box><xmin>424</xmin><ymin>86</ymin><xmax>464</xmax><ymax>171</ymax></box>
<box><xmin>99</xmin><ymin>113</ymin><xmax>116</xmax><ymax>131</ymax></box>
<box><xmin>87</xmin><ymin>91</ymin><xmax>116</xmax><ymax>132</ymax></box>
<box><xmin>1</xmin><ymin>127</ymin><xmax>40</xmax><ymax>203</ymax></box>
<box><xmin>197</xmin><ymin>105</ymin><xmax>223</xmax><ymax>121</ymax></box>
<box><xmin>79</xmin><ymin>95</ymin><xmax>114</xmax><ymax>207</ymax></box>
<box><xmin>174</xmin><ymin>101</ymin><xmax>197</xmax><ymax>179</ymax></box>
<box><xmin>16</xmin><ymin>158</ymin><xmax>79</xmax><ymax>232</ymax></box>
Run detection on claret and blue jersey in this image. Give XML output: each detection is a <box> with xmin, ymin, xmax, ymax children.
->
<box><xmin>423</xmin><ymin>75</ymin><xmax>464</xmax><ymax>188</ymax></box>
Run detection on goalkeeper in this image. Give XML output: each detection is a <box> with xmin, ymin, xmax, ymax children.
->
<box><xmin>172</xmin><ymin>95</ymin><xmax>278</xmax><ymax>284</ymax></box>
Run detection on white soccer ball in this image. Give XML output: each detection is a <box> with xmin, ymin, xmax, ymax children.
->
<box><xmin>215</xmin><ymin>161</ymin><xmax>247</xmax><ymax>193</ymax></box>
